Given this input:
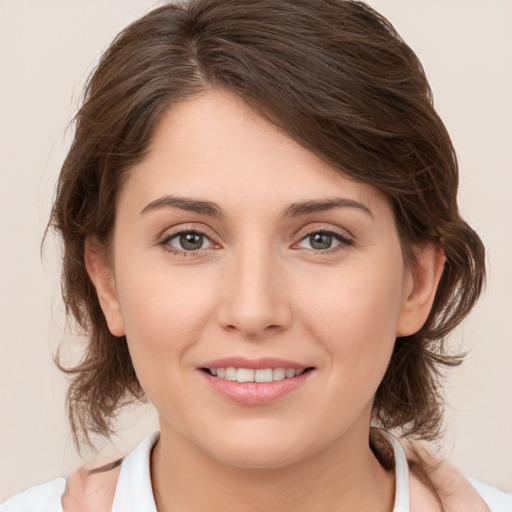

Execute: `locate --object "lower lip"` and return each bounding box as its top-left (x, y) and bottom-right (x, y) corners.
top-left (199, 370), bottom-right (313, 405)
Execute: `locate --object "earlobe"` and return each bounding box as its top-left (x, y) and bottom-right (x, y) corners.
top-left (84, 237), bottom-right (125, 337)
top-left (396, 243), bottom-right (446, 337)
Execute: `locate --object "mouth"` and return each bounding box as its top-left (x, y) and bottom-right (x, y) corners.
top-left (200, 366), bottom-right (314, 383)
top-left (198, 358), bottom-right (316, 404)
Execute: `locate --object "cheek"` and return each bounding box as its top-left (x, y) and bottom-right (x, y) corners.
top-left (114, 263), bottom-right (217, 378)
top-left (294, 260), bottom-right (405, 374)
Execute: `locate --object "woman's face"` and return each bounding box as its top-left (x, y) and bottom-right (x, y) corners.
top-left (91, 89), bottom-right (434, 469)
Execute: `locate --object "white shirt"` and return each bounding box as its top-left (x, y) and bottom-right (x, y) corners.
top-left (2, 431), bottom-right (511, 511)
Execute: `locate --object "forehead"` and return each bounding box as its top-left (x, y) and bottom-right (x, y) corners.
top-left (121, 89), bottom-right (388, 217)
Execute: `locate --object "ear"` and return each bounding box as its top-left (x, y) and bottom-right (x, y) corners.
top-left (396, 243), bottom-right (446, 337)
top-left (84, 237), bottom-right (125, 337)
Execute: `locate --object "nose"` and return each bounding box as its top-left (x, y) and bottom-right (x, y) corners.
top-left (217, 245), bottom-right (292, 339)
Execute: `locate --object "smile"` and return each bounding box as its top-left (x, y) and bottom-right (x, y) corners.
top-left (204, 367), bottom-right (307, 383)
top-left (199, 359), bottom-right (315, 405)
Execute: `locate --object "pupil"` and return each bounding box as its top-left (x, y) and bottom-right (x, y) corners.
top-left (180, 233), bottom-right (203, 250)
top-left (311, 233), bottom-right (332, 250)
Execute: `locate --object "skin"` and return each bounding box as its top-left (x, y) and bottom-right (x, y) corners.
top-left (60, 452), bottom-right (490, 512)
top-left (86, 89), bottom-right (447, 511)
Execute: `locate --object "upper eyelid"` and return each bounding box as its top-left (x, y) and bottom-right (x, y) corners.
top-left (157, 223), bottom-right (353, 248)
top-left (159, 224), bottom-right (218, 243)
top-left (160, 229), bottom-right (219, 255)
top-left (164, 229), bottom-right (211, 243)
top-left (293, 223), bottom-right (354, 241)
top-left (290, 225), bottom-right (354, 253)
top-left (165, 232), bottom-right (216, 247)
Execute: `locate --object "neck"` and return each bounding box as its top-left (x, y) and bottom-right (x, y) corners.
top-left (151, 422), bottom-right (395, 512)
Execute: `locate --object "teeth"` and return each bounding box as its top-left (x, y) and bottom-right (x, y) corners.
top-left (273, 367), bottom-right (286, 381)
top-left (225, 367), bottom-right (237, 381)
top-left (237, 368), bottom-right (255, 382)
top-left (285, 368), bottom-right (296, 378)
top-left (255, 368), bottom-right (272, 383)
top-left (208, 367), bottom-right (306, 382)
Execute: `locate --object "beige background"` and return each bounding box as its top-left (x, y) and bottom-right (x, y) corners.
top-left (1, 0), bottom-right (511, 501)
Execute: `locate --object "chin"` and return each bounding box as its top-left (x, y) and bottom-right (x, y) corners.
top-left (202, 430), bottom-right (317, 470)
top-left (214, 445), bottom-right (305, 470)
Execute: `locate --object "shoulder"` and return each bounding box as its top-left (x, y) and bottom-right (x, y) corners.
top-left (408, 465), bottom-right (443, 511)
top-left (0, 432), bottom-right (158, 512)
top-left (1, 463), bottom-right (122, 512)
top-left (397, 433), bottom-right (512, 512)
top-left (408, 466), bottom-right (512, 512)
top-left (61, 463), bottom-right (121, 512)
top-left (469, 478), bottom-right (512, 512)
top-left (0, 477), bottom-right (66, 512)
top-left (408, 456), bottom-right (512, 512)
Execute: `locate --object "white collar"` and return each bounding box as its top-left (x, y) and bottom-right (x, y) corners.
top-left (111, 430), bottom-right (409, 512)
top-left (382, 431), bottom-right (410, 512)
top-left (112, 431), bottom-right (159, 512)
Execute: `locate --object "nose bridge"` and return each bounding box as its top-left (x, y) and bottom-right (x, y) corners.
top-left (218, 237), bottom-right (290, 338)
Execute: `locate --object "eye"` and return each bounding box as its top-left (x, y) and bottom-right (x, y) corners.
top-left (165, 230), bottom-right (213, 252)
top-left (296, 230), bottom-right (352, 251)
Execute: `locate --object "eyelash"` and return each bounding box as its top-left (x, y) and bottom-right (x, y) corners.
top-left (159, 228), bottom-right (215, 257)
top-left (293, 227), bottom-right (353, 254)
top-left (158, 227), bottom-right (353, 257)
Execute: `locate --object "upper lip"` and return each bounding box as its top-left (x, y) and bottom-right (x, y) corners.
top-left (200, 357), bottom-right (311, 370)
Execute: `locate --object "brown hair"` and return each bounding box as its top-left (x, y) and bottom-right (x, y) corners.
top-left (49, 0), bottom-right (485, 450)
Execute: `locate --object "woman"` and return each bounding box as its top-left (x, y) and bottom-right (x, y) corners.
top-left (1, 1), bottom-right (510, 510)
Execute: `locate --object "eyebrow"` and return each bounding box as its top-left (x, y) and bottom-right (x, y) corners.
top-left (141, 196), bottom-right (225, 217)
top-left (140, 195), bottom-right (373, 219)
top-left (283, 198), bottom-right (374, 219)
